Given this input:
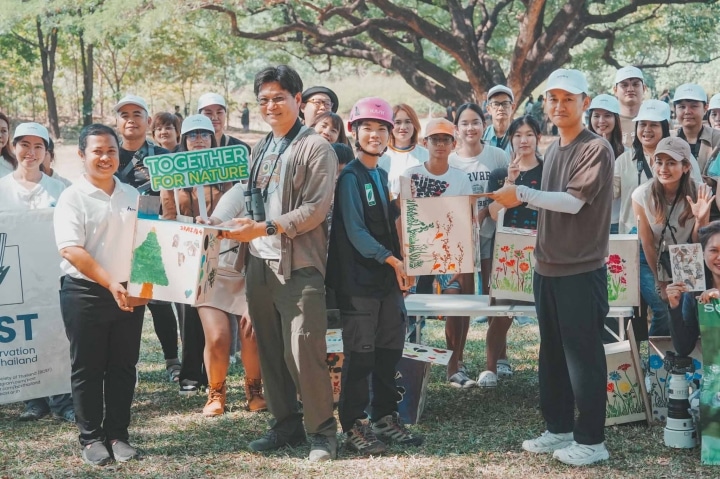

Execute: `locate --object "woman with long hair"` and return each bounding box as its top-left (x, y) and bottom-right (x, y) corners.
top-left (161, 115), bottom-right (265, 416)
top-left (310, 111), bottom-right (350, 146)
top-left (449, 102), bottom-right (510, 388)
top-left (632, 136), bottom-right (713, 335)
top-left (151, 112), bottom-right (182, 152)
top-left (0, 111), bottom-right (17, 177)
top-left (378, 103), bottom-right (429, 195)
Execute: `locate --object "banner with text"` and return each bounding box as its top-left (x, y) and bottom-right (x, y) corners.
top-left (0, 209), bottom-right (71, 404)
top-left (144, 144), bottom-right (250, 191)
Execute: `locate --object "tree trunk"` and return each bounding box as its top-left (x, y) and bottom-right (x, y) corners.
top-left (36, 17), bottom-right (60, 138)
top-left (80, 33), bottom-right (94, 126)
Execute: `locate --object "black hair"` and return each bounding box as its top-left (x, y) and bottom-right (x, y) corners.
top-left (588, 110), bottom-right (624, 159)
top-left (46, 137), bottom-right (55, 160)
top-left (179, 129), bottom-right (218, 152)
top-left (254, 65), bottom-right (303, 97)
top-left (79, 124), bottom-right (120, 153)
top-left (0, 111), bottom-right (17, 169)
top-left (454, 103), bottom-right (485, 126)
top-left (331, 143), bottom-right (354, 166)
top-left (699, 221), bottom-right (720, 289)
top-left (631, 119), bottom-right (671, 172)
top-left (507, 115), bottom-right (542, 161)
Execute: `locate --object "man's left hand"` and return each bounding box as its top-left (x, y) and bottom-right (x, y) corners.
top-left (488, 184), bottom-right (522, 208)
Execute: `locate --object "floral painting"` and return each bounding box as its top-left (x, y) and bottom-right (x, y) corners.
top-left (606, 254), bottom-right (628, 302)
top-left (605, 341), bottom-right (648, 425)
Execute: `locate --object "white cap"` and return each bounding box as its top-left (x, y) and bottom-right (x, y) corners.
top-left (673, 83), bottom-right (707, 103)
top-left (13, 122), bottom-right (50, 145)
top-left (614, 66), bottom-right (644, 85)
top-left (181, 114), bottom-right (214, 135)
top-left (632, 99), bottom-right (671, 123)
top-left (545, 69), bottom-right (588, 95)
top-left (709, 93), bottom-right (720, 111)
top-left (589, 94), bottom-right (620, 114)
top-left (487, 85), bottom-right (514, 102)
top-left (114, 94), bottom-right (149, 114)
top-left (197, 93), bottom-right (227, 112)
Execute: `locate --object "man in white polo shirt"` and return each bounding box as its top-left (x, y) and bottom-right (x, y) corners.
top-left (613, 66), bottom-right (646, 148)
top-left (673, 83), bottom-right (720, 173)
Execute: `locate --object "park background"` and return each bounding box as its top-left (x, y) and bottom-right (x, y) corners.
top-left (1, 1), bottom-right (720, 477)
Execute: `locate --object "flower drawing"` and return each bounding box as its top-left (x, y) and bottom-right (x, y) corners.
top-left (606, 362), bottom-right (644, 419)
top-left (606, 254), bottom-right (628, 301)
top-left (492, 241), bottom-right (534, 294)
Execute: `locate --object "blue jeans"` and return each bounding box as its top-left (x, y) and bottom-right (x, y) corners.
top-left (639, 247), bottom-right (670, 336)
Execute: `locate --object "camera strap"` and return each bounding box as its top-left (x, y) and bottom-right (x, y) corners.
top-left (656, 188), bottom-right (681, 255)
top-left (250, 119), bottom-right (304, 201)
top-left (636, 153), bottom-right (652, 186)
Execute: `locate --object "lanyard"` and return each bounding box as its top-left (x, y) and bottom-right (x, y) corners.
top-left (251, 119), bottom-right (303, 200)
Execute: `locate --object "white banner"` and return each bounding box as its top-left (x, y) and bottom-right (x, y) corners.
top-left (0, 209), bottom-right (71, 404)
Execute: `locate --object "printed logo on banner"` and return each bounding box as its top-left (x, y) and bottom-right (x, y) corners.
top-left (0, 232), bottom-right (24, 306)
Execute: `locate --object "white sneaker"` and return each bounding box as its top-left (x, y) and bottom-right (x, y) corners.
top-left (522, 431), bottom-right (573, 453)
top-left (477, 370), bottom-right (497, 388)
top-left (553, 441), bottom-right (609, 466)
top-left (496, 359), bottom-right (513, 378)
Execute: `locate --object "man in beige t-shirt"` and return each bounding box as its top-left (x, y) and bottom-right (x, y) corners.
top-left (614, 66), bottom-right (646, 148)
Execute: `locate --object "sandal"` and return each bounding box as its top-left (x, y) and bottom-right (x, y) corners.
top-left (496, 359), bottom-right (513, 378)
top-left (166, 363), bottom-right (181, 383)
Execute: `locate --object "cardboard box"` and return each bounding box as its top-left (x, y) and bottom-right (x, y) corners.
top-left (646, 336), bottom-right (703, 422)
top-left (127, 197), bottom-right (221, 306)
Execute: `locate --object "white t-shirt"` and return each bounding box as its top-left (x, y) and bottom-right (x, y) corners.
top-left (248, 135), bottom-right (293, 260)
top-left (449, 146), bottom-right (510, 237)
top-left (53, 175), bottom-right (139, 283)
top-left (50, 170), bottom-right (72, 187)
top-left (0, 155), bottom-right (13, 178)
top-left (378, 144), bottom-right (429, 197)
top-left (395, 163), bottom-right (473, 198)
top-left (0, 173), bottom-right (66, 211)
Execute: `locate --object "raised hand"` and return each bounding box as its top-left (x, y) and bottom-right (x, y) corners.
top-left (688, 183), bottom-right (716, 219)
top-left (665, 282), bottom-right (687, 309)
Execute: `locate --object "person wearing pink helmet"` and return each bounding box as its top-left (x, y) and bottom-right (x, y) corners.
top-left (327, 97), bottom-right (423, 456)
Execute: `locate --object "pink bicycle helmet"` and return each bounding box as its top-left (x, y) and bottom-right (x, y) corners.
top-left (347, 97), bottom-right (394, 132)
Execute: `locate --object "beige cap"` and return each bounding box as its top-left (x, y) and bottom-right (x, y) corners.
top-left (655, 137), bottom-right (691, 162)
top-left (424, 118), bottom-right (456, 138)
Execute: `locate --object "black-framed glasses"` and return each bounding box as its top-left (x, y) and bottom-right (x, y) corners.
top-left (187, 131), bottom-right (211, 140)
top-left (258, 95), bottom-right (289, 107)
top-left (306, 99), bottom-right (333, 109)
top-left (490, 101), bottom-right (513, 109)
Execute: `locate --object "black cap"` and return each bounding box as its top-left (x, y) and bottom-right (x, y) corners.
top-left (301, 86), bottom-right (339, 115)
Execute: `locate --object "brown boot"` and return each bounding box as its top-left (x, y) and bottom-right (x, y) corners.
top-left (203, 381), bottom-right (227, 417)
top-left (244, 378), bottom-right (267, 412)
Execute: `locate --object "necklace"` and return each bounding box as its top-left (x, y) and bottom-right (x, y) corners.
top-left (271, 135), bottom-right (284, 149)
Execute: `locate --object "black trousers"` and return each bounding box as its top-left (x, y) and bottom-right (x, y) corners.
top-left (59, 276), bottom-right (144, 446)
top-left (147, 301), bottom-right (178, 360)
top-left (176, 304), bottom-right (207, 385)
top-left (534, 267), bottom-right (608, 445)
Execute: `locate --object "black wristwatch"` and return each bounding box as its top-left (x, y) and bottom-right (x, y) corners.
top-left (265, 220), bottom-right (277, 236)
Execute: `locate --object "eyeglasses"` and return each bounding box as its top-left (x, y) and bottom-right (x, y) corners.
top-left (427, 136), bottom-right (454, 145)
top-left (187, 131), bottom-right (212, 140)
top-left (306, 99), bottom-right (333, 109)
top-left (258, 95), bottom-right (289, 107)
top-left (490, 101), bottom-right (513, 109)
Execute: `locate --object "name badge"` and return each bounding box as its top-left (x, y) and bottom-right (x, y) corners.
top-left (365, 183), bottom-right (376, 206)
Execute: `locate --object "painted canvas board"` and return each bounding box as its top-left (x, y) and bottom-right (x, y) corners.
top-left (697, 300), bottom-right (720, 464)
top-left (670, 243), bottom-right (706, 292)
top-left (604, 340), bottom-right (648, 425)
top-left (646, 336), bottom-right (703, 422)
top-left (627, 321), bottom-right (653, 425)
top-left (400, 196), bottom-right (474, 275)
top-left (490, 232), bottom-right (640, 307)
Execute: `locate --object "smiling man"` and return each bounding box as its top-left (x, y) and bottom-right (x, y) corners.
top-left (673, 83), bottom-right (720, 173)
top-left (613, 66), bottom-right (646, 147)
top-left (223, 65), bottom-right (338, 462)
top-left (490, 69), bottom-right (613, 467)
top-left (482, 85), bottom-right (515, 153)
top-left (197, 92), bottom-right (251, 151)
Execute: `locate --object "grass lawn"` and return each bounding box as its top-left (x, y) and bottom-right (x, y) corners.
top-left (0, 316), bottom-right (709, 478)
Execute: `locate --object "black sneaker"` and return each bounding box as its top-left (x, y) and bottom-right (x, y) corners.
top-left (179, 379), bottom-right (199, 396)
top-left (53, 408), bottom-right (76, 423)
top-left (248, 429), bottom-right (306, 452)
top-left (110, 440), bottom-right (139, 462)
top-left (82, 441), bottom-right (112, 466)
top-left (345, 419), bottom-right (387, 456)
top-left (308, 434), bottom-right (337, 462)
top-left (19, 404), bottom-right (49, 421)
top-left (371, 412), bottom-right (423, 446)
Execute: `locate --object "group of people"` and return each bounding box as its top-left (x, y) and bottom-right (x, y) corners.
top-left (3, 61), bottom-right (720, 468)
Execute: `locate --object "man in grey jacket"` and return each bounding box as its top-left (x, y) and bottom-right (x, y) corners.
top-left (223, 65), bottom-right (338, 461)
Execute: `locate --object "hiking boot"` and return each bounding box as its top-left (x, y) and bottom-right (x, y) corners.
top-left (244, 378), bottom-right (267, 412)
top-left (308, 434), bottom-right (337, 462)
top-left (553, 441), bottom-right (609, 466)
top-left (522, 430), bottom-right (573, 454)
top-left (372, 412), bottom-right (423, 447)
top-left (345, 419), bottom-right (387, 456)
top-left (110, 440), bottom-right (139, 462)
top-left (82, 441), bottom-right (112, 466)
top-left (19, 404), bottom-right (49, 421)
top-left (203, 382), bottom-right (227, 417)
top-left (248, 428), bottom-right (306, 452)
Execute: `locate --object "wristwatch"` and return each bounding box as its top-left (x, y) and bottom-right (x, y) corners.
top-left (265, 220), bottom-right (277, 236)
